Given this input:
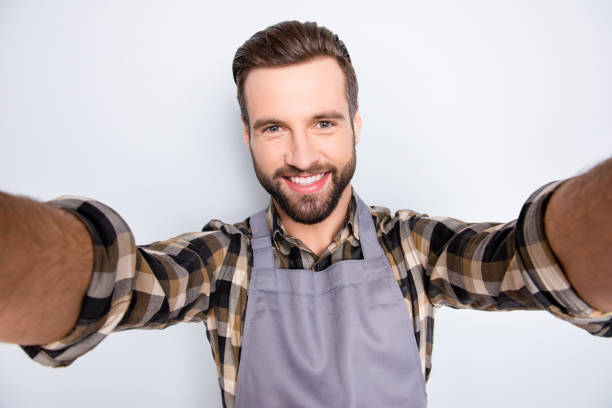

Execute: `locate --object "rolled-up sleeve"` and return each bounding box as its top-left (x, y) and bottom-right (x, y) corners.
top-left (514, 181), bottom-right (612, 336)
top-left (21, 196), bottom-right (137, 367)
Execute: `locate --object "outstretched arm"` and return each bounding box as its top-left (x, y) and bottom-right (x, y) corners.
top-left (0, 192), bottom-right (94, 345)
top-left (2, 193), bottom-right (226, 368)
top-left (545, 157), bottom-right (612, 312)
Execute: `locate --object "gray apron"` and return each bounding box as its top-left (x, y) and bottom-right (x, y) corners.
top-left (235, 195), bottom-right (427, 407)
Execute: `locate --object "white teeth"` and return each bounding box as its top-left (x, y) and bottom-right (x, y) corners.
top-left (289, 173), bottom-right (325, 185)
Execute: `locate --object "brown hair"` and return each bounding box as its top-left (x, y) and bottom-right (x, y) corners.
top-left (232, 21), bottom-right (358, 127)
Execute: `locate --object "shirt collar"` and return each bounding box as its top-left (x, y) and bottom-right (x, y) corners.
top-left (265, 188), bottom-right (360, 258)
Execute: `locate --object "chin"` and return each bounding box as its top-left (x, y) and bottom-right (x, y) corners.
top-left (275, 182), bottom-right (348, 225)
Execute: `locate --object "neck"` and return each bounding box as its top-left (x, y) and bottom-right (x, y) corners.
top-left (275, 186), bottom-right (353, 257)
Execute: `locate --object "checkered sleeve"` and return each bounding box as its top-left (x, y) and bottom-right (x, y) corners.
top-left (21, 196), bottom-right (226, 367)
top-left (413, 182), bottom-right (612, 336)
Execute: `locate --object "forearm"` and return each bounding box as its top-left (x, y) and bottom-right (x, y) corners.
top-left (0, 192), bottom-right (93, 345)
top-left (544, 157), bottom-right (612, 312)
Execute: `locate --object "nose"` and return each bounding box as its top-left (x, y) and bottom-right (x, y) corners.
top-left (285, 131), bottom-right (320, 171)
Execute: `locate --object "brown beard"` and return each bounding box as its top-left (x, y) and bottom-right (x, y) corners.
top-left (252, 147), bottom-right (356, 225)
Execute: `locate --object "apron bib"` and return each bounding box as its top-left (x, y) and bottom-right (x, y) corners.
top-left (235, 195), bottom-right (427, 407)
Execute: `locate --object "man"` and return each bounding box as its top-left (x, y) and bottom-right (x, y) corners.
top-left (1, 20), bottom-right (611, 407)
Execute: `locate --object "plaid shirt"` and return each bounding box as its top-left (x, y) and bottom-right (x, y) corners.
top-left (22, 183), bottom-right (612, 408)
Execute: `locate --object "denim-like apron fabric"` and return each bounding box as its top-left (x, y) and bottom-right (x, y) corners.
top-left (235, 195), bottom-right (427, 407)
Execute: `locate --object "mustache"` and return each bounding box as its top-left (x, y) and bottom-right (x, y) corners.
top-left (274, 165), bottom-right (333, 178)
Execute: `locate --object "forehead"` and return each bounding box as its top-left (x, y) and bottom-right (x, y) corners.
top-left (243, 57), bottom-right (348, 123)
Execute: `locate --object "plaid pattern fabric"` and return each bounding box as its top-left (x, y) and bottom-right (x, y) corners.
top-left (22, 183), bottom-right (612, 408)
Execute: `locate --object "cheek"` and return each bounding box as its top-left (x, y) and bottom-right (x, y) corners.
top-left (323, 135), bottom-right (354, 162)
top-left (252, 142), bottom-right (285, 170)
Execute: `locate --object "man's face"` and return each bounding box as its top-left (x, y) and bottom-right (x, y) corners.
top-left (242, 57), bottom-right (362, 225)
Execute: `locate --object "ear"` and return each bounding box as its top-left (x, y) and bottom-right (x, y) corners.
top-left (241, 119), bottom-right (251, 152)
top-left (352, 105), bottom-right (362, 145)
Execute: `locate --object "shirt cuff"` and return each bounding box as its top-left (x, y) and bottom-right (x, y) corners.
top-left (515, 181), bottom-right (612, 336)
top-left (21, 196), bottom-right (137, 367)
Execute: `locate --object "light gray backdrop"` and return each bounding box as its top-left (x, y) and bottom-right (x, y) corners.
top-left (1, 1), bottom-right (611, 407)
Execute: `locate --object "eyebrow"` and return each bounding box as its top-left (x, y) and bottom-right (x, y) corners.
top-left (312, 110), bottom-right (346, 121)
top-left (252, 110), bottom-right (347, 131)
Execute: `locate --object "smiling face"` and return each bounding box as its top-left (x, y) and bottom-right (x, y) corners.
top-left (242, 57), bottom-right (362, 224)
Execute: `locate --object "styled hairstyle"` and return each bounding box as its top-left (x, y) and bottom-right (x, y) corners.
top-left (232, 20), bottom-right (358, 127)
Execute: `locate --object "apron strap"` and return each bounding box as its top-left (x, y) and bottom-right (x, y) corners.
top-left (354, 193), bottom-right (385, 260)
top-left (249, 210), bottom-right (275, 269)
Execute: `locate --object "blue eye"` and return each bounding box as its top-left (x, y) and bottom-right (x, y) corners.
top-left (317, 121), bottom-right (333, 128)
top-left (264, 125), bottom-right (281, 133)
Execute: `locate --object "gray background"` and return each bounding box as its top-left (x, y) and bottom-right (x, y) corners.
top-left (1, 1), bottom-right (611, 407)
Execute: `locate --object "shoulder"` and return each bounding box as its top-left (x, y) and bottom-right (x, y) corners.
top-left (202, 217), bottom-right (251, 236)
top-left (198, 217), bottom-right (253, 250)
top-left (369, 204), bottom-right (426, 233)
